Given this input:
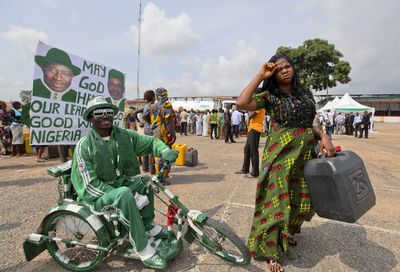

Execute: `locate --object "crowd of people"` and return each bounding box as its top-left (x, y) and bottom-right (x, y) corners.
top-left (0, 100), bottom-right (77, 163)
top-left (0, 101), bottom-right (25, 156)
top-left (0, 101), bottom-right (12, 155)
top-left (171, 106), bottom-right (271, 143)
top-left (314, 109), bottom-right (373, 139)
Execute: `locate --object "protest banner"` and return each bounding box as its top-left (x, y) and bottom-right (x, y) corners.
top-left (30, 41), bottom-right (126, 145)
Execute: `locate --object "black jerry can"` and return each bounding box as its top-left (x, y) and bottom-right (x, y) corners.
top-left (184, 148), bottom-right (198, 166)
top-left (303, 150), bottom-right (375, 223)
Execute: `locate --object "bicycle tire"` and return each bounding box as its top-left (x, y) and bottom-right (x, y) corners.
top-left (192, 218), bottom-right (251, 265)
top-left (43, 211), bottom-right (107, 271)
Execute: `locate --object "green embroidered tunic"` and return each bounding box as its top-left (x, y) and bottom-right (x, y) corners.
top-left (248, 89), bottom-right (317, 260)
top-left (71, 126), bottom-right (168, 203)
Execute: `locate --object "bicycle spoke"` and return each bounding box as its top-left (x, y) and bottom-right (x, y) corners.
top-left (46, 213), bottom-right (103, 269)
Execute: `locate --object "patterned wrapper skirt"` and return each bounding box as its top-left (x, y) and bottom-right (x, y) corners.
top-left (11, 124), bottom-right (23, 145)
top-left (248, 127), bottom-right (316, 260)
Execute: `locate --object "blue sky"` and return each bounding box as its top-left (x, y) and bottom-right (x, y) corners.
top-left (1, 0), bottom-right (399, 101)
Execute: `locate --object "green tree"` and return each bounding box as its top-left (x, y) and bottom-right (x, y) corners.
top-left (19, 90), bottom-right (32, 104)
top-left (277, 38), bottom-right (351, 92)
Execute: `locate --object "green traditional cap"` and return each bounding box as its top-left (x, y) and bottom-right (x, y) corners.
top-left (35, 48), bottom-right (81, 76)
top-left (83, 96), bottom-right (118, 121)
top-left (108, 69), bottom-right (125, 87)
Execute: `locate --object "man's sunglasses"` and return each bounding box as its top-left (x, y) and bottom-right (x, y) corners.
top-left (91, 108), bottom-right (115, 118)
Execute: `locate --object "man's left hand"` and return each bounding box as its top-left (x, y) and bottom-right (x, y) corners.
top-left (161, 149), bottom-right (178, 163)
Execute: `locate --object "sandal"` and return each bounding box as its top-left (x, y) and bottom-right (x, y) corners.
top-left (288, 236), bottom-right (297, 247)
top-left (267, 259), bottom-right (284, 272)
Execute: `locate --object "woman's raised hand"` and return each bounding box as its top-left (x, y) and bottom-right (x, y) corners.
top-left (259, 62), bottom-right (278, 79)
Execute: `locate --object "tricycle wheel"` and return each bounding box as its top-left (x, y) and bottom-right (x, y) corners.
top-left (193, 218), bottom-right (251, 265)
top-left (43, 211), bottom-right (107, 271)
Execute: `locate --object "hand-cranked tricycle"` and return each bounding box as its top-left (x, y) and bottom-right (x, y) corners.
top-left (23, 161), bottom-right (251, 271)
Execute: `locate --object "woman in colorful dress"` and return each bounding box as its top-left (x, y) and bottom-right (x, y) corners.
top-left (10, 101), bottom-right (24, 157)
top-left (236, 54), bottom-right (335, 272)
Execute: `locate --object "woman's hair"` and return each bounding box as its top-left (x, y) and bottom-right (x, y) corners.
top-left (261, 54), bottom-right (302, 95)
top-left (143, 90), bottom-right (155, 102)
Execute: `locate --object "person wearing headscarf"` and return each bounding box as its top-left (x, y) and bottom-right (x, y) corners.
top-left (236, 54), bottom-right (335, 272)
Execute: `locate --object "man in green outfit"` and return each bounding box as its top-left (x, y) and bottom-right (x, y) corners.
top-left (34, 47), bottom-right (81, 103)
top-left (71, 96), bottom-right (178, 269)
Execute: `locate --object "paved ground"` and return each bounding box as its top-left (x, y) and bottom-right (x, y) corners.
top-left (1, 122), bottom-right (399, 272)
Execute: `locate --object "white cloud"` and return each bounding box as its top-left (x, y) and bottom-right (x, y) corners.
top-left (129, 1), bottom-right (198, 56)
top-left (295, 0), bottom-right (400, 94)
top-left (1, 25), bottom-right (49, 61)
top-left (321, 2), bottom-right (400, 93)
top-left (145, 40), bottom-right (262, 97)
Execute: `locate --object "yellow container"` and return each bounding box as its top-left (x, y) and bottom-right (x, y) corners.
top-left (155, 157), bottom-right (160, 173)
top-left (23, 132), bottom-right (31, 154)
top-left (172, 143), bottom-right (188, 166)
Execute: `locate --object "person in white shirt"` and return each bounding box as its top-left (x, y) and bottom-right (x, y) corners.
top-left (352, 112), bottom-right (363, 137)
top-left (265, 114), bottom-right (271, 133)
top-left (324, 109), bottom-right (334, 137)
top-left (179, 109), bottom-right (189, 136)
top-left (195, 112), bottom-right (203, 136)
top-left (202, 110), bottom-right (210, 136)
top-left (334, 112), bottom-right (345, 135)
top-left (231, 108), bottom-right (243, 138)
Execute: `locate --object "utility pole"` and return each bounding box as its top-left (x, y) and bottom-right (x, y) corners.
top-left (136, 0), bottom-right (142, 100)
top-left (326, 87), bottom-right (329, 101)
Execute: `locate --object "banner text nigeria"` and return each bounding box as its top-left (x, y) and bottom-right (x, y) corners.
top-left (31, 129), bottom-right (82, 143)
top-left (82, 60), bottom-right (106, 77)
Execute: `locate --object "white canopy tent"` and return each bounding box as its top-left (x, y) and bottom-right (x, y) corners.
top-left (317, 96), bottom-right (341, 112)
top-left (317, 100), bottom-right (332, 113)
top-left (330, 96), bottom-right (341, 109)
top-left (333, 93), bottom-right (375, 132)
top-left (333, 93), bottom-right (374, 114)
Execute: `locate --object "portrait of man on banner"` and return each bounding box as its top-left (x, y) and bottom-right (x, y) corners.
top-left (33, 47), bottom-right (81, 103)
top-left (106, 69), bottom-right (126, 112)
